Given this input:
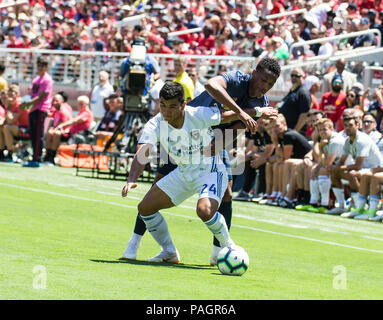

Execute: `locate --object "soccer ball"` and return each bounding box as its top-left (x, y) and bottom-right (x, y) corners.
top-left (217, 245), bottom-right (249, 276)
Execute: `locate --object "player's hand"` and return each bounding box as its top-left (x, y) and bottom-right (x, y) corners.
top-left (260, 107), bottom-right (278, 120)
top-left (122, 182), bottom-right (137, 197)
top-left (238, 111), bottom-right (257, 134)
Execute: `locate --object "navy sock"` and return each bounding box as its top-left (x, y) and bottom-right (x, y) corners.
top-left (213, 201), bottom-right (232, 247)
top-left (133, 213), bottom-right (147, 236)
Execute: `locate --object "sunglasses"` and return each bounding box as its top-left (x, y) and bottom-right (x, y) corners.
top-left (291, 74), bottom-right (302, 78)
top-left (347, 93), bottom-right (356, 98)
top-left (363, 120), bottom-right (374, 125)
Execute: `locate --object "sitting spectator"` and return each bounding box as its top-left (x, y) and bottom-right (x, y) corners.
top-left (345, 89), bottom-right (361, 110)
top-left (43, 93), bottom-right (73, 164)
top-left (304, 75), bottom-right (321, 110)
top-left (94, 93), bottom-right (123, 145)
top-left (353, 17), bottom-right (377, 48)
top-left (1, 85), bottom-right (30, 163)
top-left (327, 116), bottom-right (383, 216)
top-left (361, 86), bottom-right (383, 129)
top-left (361, 112), bottom-right (381, 143)
top-left (43, 96), bottom-right (93, 165)
top-left (322, 59), bottom-right (357, 93)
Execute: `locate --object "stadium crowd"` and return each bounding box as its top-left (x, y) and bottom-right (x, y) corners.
top-left (1, 0), bottom-right (383, 223)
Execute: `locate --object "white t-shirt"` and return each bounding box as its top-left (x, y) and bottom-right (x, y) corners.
top-left (139, 105), bottom-right (222, 176)
top-left (343, 131), bottom-right (383, 169)
top-left (90, 82), bottom-right (114, 119)
top-left (323, 131), bottom-right (345, 164)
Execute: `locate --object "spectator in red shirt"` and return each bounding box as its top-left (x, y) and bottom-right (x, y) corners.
top-left (197, 25), bottom-right (216, 54)
top-left (174, 15), bottom-right (192, 44)
top-left (319, 75), bottom-right (347, 131)
top-left (214, 35), bottom-right (233, 56)
top-left (6, 31), bottom-right (24, 48)
top-left (44, 95), bottom-right (93, 165)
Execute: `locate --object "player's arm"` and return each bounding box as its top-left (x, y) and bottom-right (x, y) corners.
top-left (205, 76), bottom-right (258, 133)
top-left (122, 143), bottom-right (152, 197)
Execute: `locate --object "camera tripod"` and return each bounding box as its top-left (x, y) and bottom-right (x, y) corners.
top-left (103, 110), bottom-right (149, 152)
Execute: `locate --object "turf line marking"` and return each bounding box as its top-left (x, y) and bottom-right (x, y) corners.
top-left (2, 181), bottom-right (383, 255)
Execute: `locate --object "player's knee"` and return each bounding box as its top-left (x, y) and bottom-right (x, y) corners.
top-left (196, 202), bottom-right (213, 222)
top-left (137, 201), bottom-right (149, 216)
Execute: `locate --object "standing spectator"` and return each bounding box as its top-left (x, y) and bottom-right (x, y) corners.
top-left (322, 58), bottom-right (357, 94)
top-left (278, 68), bottom-right (311, 135)
top-left (90, 70), bottom-right (114, 122)
top-left (189, 67), bottom-right (205, 98)
top-left (19, 57), bottom-right (53, 168)
top-left (0, 64), bottom-right (8, 92)
top-left (319, 75), bottom-right (347, 131)
top-left (173, 57), bottom-right (194, 102)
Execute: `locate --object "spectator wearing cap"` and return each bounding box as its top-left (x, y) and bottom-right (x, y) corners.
top-left (353, 17), bottom-right (377, 48)
top-left (271, 37), bottom-right (289, 64)
top-left (322, 58), bottom-right (357, 93)
top-left (295, 15), bottom-right (311, 41)
top-left (244, 14), bottom-right (261, 35)
top-left (228, 12), bottom-right (241, 36)
top-left (319, 75), bottom-right (347, 131)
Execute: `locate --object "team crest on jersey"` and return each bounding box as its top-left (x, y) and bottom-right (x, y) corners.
top-left (191, 129), bottom-right (200, 140)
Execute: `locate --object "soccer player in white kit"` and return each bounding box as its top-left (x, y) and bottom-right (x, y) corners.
top-left (122, 82), bottom-right (242, 263)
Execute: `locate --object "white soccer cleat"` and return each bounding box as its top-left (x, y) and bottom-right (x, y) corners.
top-left (326, 207), bottom-right (346, 215)
top-left (120, 242), bottom-right (139, 260)
top-left (341, 208), bottom-right (364, 219)
top-left (147, 250), bottom-right (180, 264)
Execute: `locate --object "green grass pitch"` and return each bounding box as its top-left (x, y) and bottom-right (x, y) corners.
top-left (1, 163), bottom-right (383, 300)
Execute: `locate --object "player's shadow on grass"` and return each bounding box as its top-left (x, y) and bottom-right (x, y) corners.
top-left (90, 259), bottom-right (213, 270)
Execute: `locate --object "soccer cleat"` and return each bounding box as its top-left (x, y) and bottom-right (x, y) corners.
top-left (368, 211), bottom-right (383, 222)
top-left (120, 241), bottom-right (140, 260)
top-left (341, 207), bottom-right (365, 218)
top-left (326, 207), bottom-right (346, 215)
top-left (233, 190), bottom-right (252, 201)
top-left (279, 198), bottom-right (293, 208)
top-left (252, 194), bottom-right (266, 203)
top-left (307, 206), bottom-right (328, 214)
top-left (147, 250), bottom-right (180, 264)
top-left (295, 204), bottom-right (314, 211)
top-left (354, 209), bottom-right (377, 220)
top-left (265, 196), bottom-right (276, 205)
top-left (22, 161), bottom-right (41, 168)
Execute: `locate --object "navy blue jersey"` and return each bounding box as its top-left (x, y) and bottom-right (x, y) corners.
top-left (188, 70), bottom-right (269, 127)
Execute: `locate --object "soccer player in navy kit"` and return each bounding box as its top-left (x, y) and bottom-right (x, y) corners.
top-left (122, 58), bottom-right (281, 264)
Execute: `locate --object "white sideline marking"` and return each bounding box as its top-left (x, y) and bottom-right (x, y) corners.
top-left (2, 181), bottom-right (383, 255)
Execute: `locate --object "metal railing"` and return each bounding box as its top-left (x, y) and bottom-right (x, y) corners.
top-left (0, 48), bottom-right (257, 92)
top-left (289, 29), bottom-right (382, 56)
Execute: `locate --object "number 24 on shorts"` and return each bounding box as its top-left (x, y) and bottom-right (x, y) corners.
top-left (201, 184), bottom-right (217, 195)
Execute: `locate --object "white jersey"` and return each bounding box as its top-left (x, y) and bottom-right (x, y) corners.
top-left (343, 131), bottom-right (383, 169)
top-left (322, 131), bottom-right (345, 164)
top-left (139, 105), bottom-right (223, 179)
top-left (90, 82), bottom-right (114, 119)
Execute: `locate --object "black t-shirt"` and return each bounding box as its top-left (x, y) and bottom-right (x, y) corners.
top-left (279, 129), bottom-right (312, 159)
top-left (246, 130), bottom-right (272, 153)
top-left (278, 84), bottom-right (311, 135)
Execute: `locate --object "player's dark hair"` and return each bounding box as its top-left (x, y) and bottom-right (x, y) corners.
top-left (56, 91), bottom-right (68, 102)
top-left (256, 57), bottom-right (281, 77)
top-left (159, 81), bottom-right (185, 103)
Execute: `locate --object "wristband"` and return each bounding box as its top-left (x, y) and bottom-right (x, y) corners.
top-left (255, 107), bottom-right (262, 117)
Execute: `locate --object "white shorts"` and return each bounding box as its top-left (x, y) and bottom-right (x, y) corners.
top-left (156, 166), bottom-right (228, 206)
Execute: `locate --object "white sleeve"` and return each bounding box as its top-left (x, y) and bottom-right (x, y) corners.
top-left (193, 106), bottom-right (221, 128)
top-left (138, 118), bottom-right (159, 146)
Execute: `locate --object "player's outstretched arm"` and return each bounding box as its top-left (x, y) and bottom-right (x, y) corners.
top-left (122, 143), bottom-right (152, 197)
top-left (205, 76), bottom-right (257, 133)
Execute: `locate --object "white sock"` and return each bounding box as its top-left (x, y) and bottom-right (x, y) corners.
top-left (309, 179), bottom-right (320, 204)
top-left (351, 192), bottom-right (359, 208)
top-left (271, 191), bottom-right (278, 197)
top-left (204, 212), bottom-right (234, 247)
top-left (128, 233), bottom-right (142, 247)
top-left (140, 212), bottom-right (177, 253)
top-left (356, 193), bottom-right (367, 209)
top-left (318, 176), bottom-right (331, 206)
top-left (332, 187), bottom-right (345, 208)
top-left (369, 195), bottom-right (380, 211)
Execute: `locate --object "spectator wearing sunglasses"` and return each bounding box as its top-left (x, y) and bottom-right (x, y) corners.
top-left (345, 89), bottom-right (361, 109)
top-left (278, 68), bottom-right (311, 136)
top-left (362, 112), bottom-right (381, 143)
